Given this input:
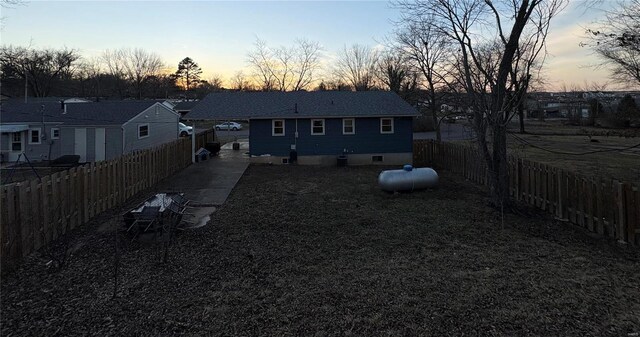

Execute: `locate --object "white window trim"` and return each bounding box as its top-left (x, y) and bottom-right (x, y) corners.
top-left (272, 119), bottom-right (285, 136)
top-left (311, 119), bottom-right (325, 135)
top-left (28, 128), bottom-right (41, 144)
top-left (51, 128), bottom-right (60, 139)
top-left (380, 118), bottom-right (394, 134)
top-left (342, 118), bottom-right (355, 135)
top-left (138, 123), bottom-right (150, 139)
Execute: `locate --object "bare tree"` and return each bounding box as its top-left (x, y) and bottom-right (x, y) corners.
top-left (376, 50), bottom-right (410, 94)
top-left (397, 0), bottom-right (566, 207)
top-left (247, 38), bottom-right (277, 91)
top-left (334, 44), bottom-right (379, 91)
top-left (0, 45), bottom-right (81, 97)
top-left (75, 57), bottom-right (103, 98)
top-left (231, 70), bottom-right (252, 91)
top-left (101, 49), bottom-right (165, 98)
top-left (247, 38), bottom-right (322, 91)
top-left (123, 49), bottom-right (164, 99)
top-left (291, 39), bottom-right (322, 90)
top-left (147, 73), bottom-right (178, 99)
top-left (208, 74), bottom-right (224, 91)
top-left (394, 17), bottom-right (452, 140)
top-left (584, 0), bottom-right (640, 87)
top-left (101, 49), bottom-right (128, 98)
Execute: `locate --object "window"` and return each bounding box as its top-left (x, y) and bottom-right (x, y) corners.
top-left (51, 128), bottom-right (60, 139)
top-left (342, 118), bottom-right (355, 135)
top-left (11, 132), bottom-right (22, 151)
top-left (138, 124), bottom-right (149, 139)
top-left (29, 128), bottom-right (41, 144)
top-left (311, 119), bottom-right (325, 135)
top-left (380, 118), bottom-right (394, 134)
top-left (272, 119), bottom-right (285, 136)
top-left (372, 155), bottom-right (384, 162)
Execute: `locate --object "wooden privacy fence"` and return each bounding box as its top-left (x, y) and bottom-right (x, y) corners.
top-left (195, 128), bottom-right (216, 150)
top-left (0, 136), bottom-right (194, 268)
top-left (414, 139), bottom-right (640, 245)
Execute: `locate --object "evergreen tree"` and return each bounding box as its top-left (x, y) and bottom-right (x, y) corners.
top-left (174, 57), bottom-right (203, 92)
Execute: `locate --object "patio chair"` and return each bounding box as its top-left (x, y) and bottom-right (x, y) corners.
top-left (169, 194), bottom-right (198, 227)
top-left (171, 194), bottom-right (191, 208)
top-left (126, 206), bottom-right (161, 240)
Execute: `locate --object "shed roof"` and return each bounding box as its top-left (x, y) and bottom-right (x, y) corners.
top-left (185, 91), bottom-right (419, 120)
top-left (0, 101), bottom-right (160, 126)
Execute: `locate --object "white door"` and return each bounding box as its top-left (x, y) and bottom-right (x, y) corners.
top-left (74, 128), bottom-right (87, 162)
top-left (95, 128), bottom-right (106, 161)
top-left (8, 132), bottom-right (25, 162)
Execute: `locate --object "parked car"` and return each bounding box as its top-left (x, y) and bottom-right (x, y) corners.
top-left (179, 122), bottom-right (193, 137)
top-left (215, 122), bottom-right (243, 131)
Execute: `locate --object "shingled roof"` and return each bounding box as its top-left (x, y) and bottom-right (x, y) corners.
top-left (185, 91), bottom-right (418, 120)
top-left (1, 101), bottom-right (161, 125)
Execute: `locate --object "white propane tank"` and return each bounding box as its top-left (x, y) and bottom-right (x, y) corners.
top-left (378, 165), bottom-right (438, 192)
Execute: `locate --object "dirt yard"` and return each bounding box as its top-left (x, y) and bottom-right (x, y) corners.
top-left (1, 166), bottom-right (639, 336)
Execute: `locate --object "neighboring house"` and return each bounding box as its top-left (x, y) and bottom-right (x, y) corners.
top-left (186, 91), bottom-right (418, 165)
top-left (173, 100), bottom-right (199, 117)
top-left (0, 101), bottom-right (180, 163)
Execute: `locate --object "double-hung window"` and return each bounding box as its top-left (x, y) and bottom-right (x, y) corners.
top-left (380, 118), bottom-right (394, 134)
top-left (311, 119), bottom-right (325, 135)
top-left (272, 119), bottom-right (285, 136)
top-left (138, 124), bottom-right (149, 139)
top-left (342, 118), bottom-right (355, 135)
top-left (29, 128), bottom-right (41, 144)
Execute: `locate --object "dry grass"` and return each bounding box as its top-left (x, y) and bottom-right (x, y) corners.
top-left (1, 165), bottom-right (639, 336)
top-left (455, 123), bottom-right (640, 183)
top-left (504, 134), bottom-right (640, 183)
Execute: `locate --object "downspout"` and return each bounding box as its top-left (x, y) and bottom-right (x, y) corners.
top-left (294, 103), bottom-right (299, 147)
top-left (121, 125), bottom-right (125, 155)
top-left (294, 103), bottom-right (299, 163)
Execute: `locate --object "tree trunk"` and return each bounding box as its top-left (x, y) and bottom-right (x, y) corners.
top-left (518, 104), bottom-right (526, 133)
top-left (430, 88), bottom-right (441, 142)
top-left (490, 124), bottom-right (510, 207)
top-left (431, 110), bottom-right (441, 142)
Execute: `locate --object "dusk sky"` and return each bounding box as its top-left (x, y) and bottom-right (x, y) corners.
top-left (0, 0), bottom-right (622, 91)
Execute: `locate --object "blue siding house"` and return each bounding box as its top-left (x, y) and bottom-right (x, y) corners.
top-left (186, 91), bottom-right (418, 165)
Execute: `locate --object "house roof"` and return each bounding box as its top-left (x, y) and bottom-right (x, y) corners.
top-left (173, 100), bottom-right (199, 111)
top-left (0, 101), bottom-right (161, 126)
top-left (185, 91), bottom-right (419, 120)
top-left (5, 97), bottom-right (92, 104)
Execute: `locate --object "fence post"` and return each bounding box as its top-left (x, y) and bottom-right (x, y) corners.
top-left (556, 169), bottom-right (564, 220)
top-left (615, 181), bottom-right (626, 242)
top-left (5, 185), bottom-right (19, 259)
top-left (624, 183), bottom-right (636, 244)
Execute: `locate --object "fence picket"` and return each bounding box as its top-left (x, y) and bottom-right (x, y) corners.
top-left (0, 132), bottom-right (208, 271)
top-left (615, 181), bottom-right (626, 242)
top-left (408, 140), bottom-right (637, 245)
top-left (624, 184), bottom-right (636, 244)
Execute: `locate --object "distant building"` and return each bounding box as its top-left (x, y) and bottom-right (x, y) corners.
top-left (0, 101), bottom-right (179, 163)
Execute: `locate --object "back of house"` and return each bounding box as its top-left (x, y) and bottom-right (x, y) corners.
top-left (187, 91), bottom-right (418, 165)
